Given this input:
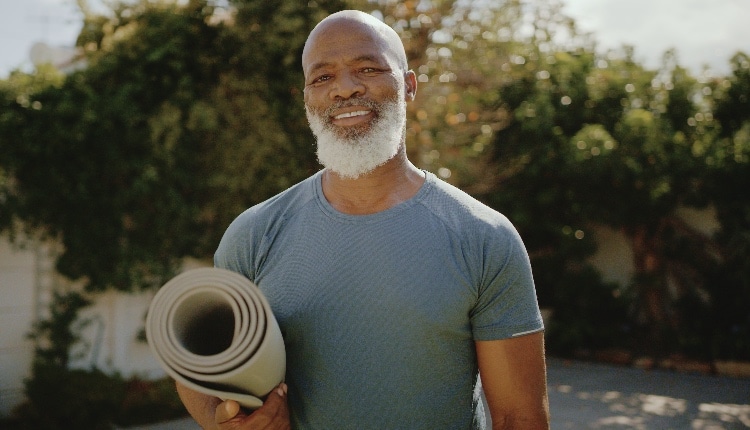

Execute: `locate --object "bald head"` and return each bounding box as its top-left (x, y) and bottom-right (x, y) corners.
top-left (302, 10), bottom-right (409, 75)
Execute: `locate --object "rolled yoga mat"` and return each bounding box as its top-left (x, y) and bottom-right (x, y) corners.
top-left (146, 267), bottom-right (285, 409)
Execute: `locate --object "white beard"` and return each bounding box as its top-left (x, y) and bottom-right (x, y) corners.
top-left (306, 93), bottom-right (406, 179)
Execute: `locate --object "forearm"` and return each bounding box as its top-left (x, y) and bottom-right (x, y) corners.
top-left (477, 333), bottom-right (550, 430)
top-left (175, 380), bottom-right (222, 429)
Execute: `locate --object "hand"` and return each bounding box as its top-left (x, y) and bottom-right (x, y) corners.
top-left (214, 383), bottom-right (290, 430)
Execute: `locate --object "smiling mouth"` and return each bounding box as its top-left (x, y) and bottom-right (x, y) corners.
top-left (333, 110), bottom-right (372, 120)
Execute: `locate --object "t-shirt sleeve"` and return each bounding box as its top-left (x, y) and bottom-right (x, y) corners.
top-left (213, 208), bottom-right (263, 281)
top-left (470, 220), bottom-right (544, 341)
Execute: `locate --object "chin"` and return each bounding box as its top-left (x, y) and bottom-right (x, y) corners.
top-left (332, 123), bottom-right (373, 141)
top-left (306, 95), bottom-right (406, 179)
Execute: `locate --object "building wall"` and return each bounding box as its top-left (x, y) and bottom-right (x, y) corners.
top-left (71, 290), bottom-right (165, 378)
top-left (0, 237), bottom-right (50, 415)
top-left (587, 224), bottom-right (635, 288)
top-left (0, 235), bottom-right (174, 416)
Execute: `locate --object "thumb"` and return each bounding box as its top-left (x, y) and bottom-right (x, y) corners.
top-left (215, 399), bottom-right (241, 424)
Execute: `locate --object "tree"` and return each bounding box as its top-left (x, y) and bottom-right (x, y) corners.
top-left (0, 0), bottom-right (343, 292)
top-left (2, 0), bottom-right (226, 290)
top-left (473, 10), bottom-right (635, 354)
top-left (704, 53), bottom-right (750, 359)
top-left (480, 19), bottom-right (749, 357)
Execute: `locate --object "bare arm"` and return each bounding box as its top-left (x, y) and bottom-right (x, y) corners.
top-left (175, 381), bottom-right (290, 430)
top-left (476, 331), bottom-right (550, 430)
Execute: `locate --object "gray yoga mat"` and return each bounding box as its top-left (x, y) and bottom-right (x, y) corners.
top-left (146, 267), bottom-right (285, 409)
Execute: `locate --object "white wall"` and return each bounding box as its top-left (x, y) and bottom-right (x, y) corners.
top-left (587, 224), bottom-right (635, 287)
top-left (0, 235), bottom-right (204, 416)
top-left (71, 290), bottom-right (165, 378)
top-left (0, 237), bottom-right (48, 415)
top-left (70, 259), bottom-right (213, 376)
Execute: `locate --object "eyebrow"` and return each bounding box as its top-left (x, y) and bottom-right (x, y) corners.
top-left (306, 55), bottom-right (387, 77)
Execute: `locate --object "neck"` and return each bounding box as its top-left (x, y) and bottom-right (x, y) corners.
top-left (321, 147), bottom-right (425, 215)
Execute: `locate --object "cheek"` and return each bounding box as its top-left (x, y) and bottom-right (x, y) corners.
top-left (303, 88), bottom-right (326, 111)
top-left (304, 99), bottom-right (327, 122)
top-left (376, 74), bottom-right (404, 99)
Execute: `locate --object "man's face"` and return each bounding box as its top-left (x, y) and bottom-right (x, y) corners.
top-left (302, 19), bottom-right (413, 178)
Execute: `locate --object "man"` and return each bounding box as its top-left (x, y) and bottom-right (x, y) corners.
top-left (176, 9), bottom-right (550, 429)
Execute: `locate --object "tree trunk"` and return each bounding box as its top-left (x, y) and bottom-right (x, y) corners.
top-left (627, 223), bottom-right (673, 354)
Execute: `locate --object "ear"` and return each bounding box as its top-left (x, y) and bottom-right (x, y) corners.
top-left (404, 70), bottom-right (417, 101)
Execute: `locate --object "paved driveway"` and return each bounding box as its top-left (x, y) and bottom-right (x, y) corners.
top-left (546, 358), bottom-right (750, 429)
top-left (127, 358), bottom-right (750, 429)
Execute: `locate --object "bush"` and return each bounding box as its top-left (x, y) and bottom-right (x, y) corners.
top-left (8, 363), bottom-right (186, 430)
top-left (544, 266), bottom-right (633, 357)
top-left (115, 377), bottom-right (187, 427)
top-left (12, 363), bottom-right (125, 430)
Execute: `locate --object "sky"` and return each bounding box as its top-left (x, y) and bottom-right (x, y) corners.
top-left (1, 0), bottom-right (749, 79)
top-left (561, 0), bottom-right (750, 75)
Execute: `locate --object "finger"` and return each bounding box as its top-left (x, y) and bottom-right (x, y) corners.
top-left (269, 383), bottom-right (291, 424)
top-left (277, 382), bottom-right (288, 397)
top-left (215, 399), bottom-right (241, 424)
top-left (263, 383), bottom-right (288, 413)
top-left (246, 383), bottom-right (289, 427)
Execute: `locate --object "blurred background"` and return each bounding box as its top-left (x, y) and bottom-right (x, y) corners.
top-left (1, 0), bottom-right (748, 428)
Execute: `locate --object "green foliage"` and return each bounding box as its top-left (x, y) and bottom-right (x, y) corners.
top-left (28, 291), bottom-right (91, 368)
top-left (9, 366), bottom-right (185, 430)
top-left (12, 363), bottom-right (125, 430)
top-left (0, 0), bottom-right (344, 291)
top-left (454, 6), bottom-right (750, 358)
top-left (714, 53), bottom-right (750, 138)
top-left (544, 267), bottom-right (631, 355)
top-left (8, 285), bottom-right (184, 429)
top-left (0, 1), bottom-right (224, 290)
top-left (10, 290), bottom-right (114, 429)
top-left (114, 377), bottom-right (188, 427)
top-left (703, 55), bottom-right (750, 359)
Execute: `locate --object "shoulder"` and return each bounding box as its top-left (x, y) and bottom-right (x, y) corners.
top-left (418, 173), bottom-right (528, 269)
top-left (229, 173), bottom-right (318, 231)
top-left (216, 173), bottom-right (319, 261)
top-left (420, 172), bottom-right (515, 235)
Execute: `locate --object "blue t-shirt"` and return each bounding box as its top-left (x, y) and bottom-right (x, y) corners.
top-left (215, 170), bottom-right (543, 429)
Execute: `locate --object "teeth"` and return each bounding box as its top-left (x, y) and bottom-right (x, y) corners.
top-left (334, 110), bottom-right (370, 119)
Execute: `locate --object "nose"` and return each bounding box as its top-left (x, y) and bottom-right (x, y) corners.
top-left (330, 71), bottom-right (365, 100)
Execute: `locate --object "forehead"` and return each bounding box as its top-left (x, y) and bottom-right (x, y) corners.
top-left (302, 19), bottom-right (401, 76)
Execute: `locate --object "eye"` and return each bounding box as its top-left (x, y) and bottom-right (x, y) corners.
top-left (309, 74), bottom-right (333, 85)
top-left (360, 67), bottom-right (382, 75)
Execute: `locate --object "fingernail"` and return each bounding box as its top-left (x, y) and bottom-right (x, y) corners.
top-left (276, 386), bottom-right (284, 396)
top-left (282, 383), bottom-right (288, 394)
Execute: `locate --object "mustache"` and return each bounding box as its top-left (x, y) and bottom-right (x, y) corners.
top-left (322, 97), bottom-right (381, 118)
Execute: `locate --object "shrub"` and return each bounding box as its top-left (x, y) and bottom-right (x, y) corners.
top-left (8, 364), bottom-right (186, 430)
top-left (115, 377), bottom-right (187, 427)
top-left (12, 363), bottom-right (126, 430)
top-left (544, 266), bottom-right (632, 356)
